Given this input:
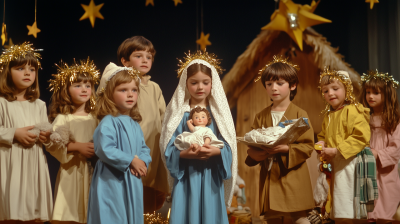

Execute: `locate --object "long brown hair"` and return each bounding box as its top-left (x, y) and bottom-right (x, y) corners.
top-left (0, 53), bottom-right (40, 102)
top-left (360, 78), bottom-right (400, 134)
top-left (186, 63), bottom-right (212, 79)
top-left (48, 72), bottom-right (96, 122)
top-left (94, 70), bottom-right (142, 121)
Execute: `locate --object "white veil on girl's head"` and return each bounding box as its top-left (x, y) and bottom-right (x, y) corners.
top-left (159, 58), bottom-right (237, 207)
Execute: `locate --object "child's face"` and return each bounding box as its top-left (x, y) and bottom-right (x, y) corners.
top-left (10, 63), bottom-right (36, 91)
top-left (122, 50), bottom-right (153, 75)
top-left (321, 80), bottom-right (346, 110)
top-left (264, 78), bottom-right (295, 102)
top-left (69, 81), bottom-right (92, 106)
top-left (186, 71), bottom-right (212, 102)
top-left (365, 88), bottom-right (383, 111)
top-left (113, 80), bottom-right (138, 115)
top-left (192, 111), bottom-right (208, 126)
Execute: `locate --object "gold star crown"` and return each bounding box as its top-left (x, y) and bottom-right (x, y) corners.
top-left (177, 50), bottom-right (224, 78)
top-left (361, 69), bottom-right (399, 89)
top-left (49, 58), bottom-right (100, 93)
top-left (318, 66), bottom-right (357, 113)
top-left (0, 42), bottom-right (41, 72)
top-left (254, 55), bottom-right (300, 82)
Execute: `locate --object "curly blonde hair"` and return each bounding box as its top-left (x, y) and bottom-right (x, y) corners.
top-left (94, 70), bottom-right (142, 121)
top-left (48, 73), bottom-right (96, 122)
top-left (189, 107), bottom-right (212, 126)
top-left (0, 53), bottom-right (40, 102)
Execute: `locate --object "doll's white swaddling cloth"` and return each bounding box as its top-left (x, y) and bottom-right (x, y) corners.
top-left (174, 126), bottom-right (224, 151)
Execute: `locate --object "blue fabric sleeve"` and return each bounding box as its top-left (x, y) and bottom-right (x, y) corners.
top-left (94, 121), bottom-right (135, 172)
top-left (165, 118), bottom-right (186, 180)
top-left (216, 129), bottom-right (232, 180)
top-left (137, 124), bottom-right (152, 167)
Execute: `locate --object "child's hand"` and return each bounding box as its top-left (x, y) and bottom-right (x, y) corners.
top-left (197, 144), bottom-right (221, 160)
top-left (187, 119), bottom-right (193, 125)
top-left (247, 146), bottom-right (269, 162)
top-left (180, 144), bottom-right (201, 159)
top-left (192, 143), bottom-right (200, 152)
top-left (370, 148), bottom-right (378, 159)
top-left (321, 147), bottom-right (337, 163)
top-left (14, 126), bottom-right (36, 147)
top-left (130, 157), bottom-right (147, 177)
top-left (38, 131), bottom-right (51, 143)
top-left (67, 142), bottom-right (95, 158)
top-left (264, 145), bottom-right (289, 154)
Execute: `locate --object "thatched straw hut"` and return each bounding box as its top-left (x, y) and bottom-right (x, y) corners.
top-left (222, 28), bottom-right (362, 215)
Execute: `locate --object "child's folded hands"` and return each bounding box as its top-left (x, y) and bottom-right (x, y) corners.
top-left (130, 157), bottom-right (147, 177)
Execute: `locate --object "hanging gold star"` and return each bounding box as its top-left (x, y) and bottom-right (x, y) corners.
top-left (262, 0), bottom-right (331, 51)
top-left (146, 0), bottom-right (154, 6)
top-left (196, 32), bottom-right (211, 51)
top-left (1, 23), bottom-right (7, 45)
top-left (4, 38), bottom-right (13, 49)
top-left (80, 0), bottom-right (104, 28)
top-left (173, 0), bottom-right (182, 6)
top-left (27, 21), bottom-right (41, 38)
top-left (366, 0), bottom-right (379, 9)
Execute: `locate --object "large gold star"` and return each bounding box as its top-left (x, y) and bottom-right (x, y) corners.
top-left (366, 0), bottom-right (379, 9)
top-left (27, 21), bottom-right (41, 38)
top-left (196, 32), bottom-right (211, 52)
top-left (80, 0), bottom-right (104, 28)
top-left (146, 0), bottom-right (154, 6)
top-left (173, 0), bottom-right (182, 6)
top-left (1, 23), bottom-right (7, 45)
top-left (4, 38), bottom-right (13, 49)
top-left (262, 0), bottom-right (331, 51)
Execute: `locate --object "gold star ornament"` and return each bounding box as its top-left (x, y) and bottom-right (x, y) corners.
top-left (366, 0), bottom-right (379, 9)
top-left (1, 23), bottom-right (7, 45)
top-left (80, 0), bottom-right (104, 28)
top-left (146, 0), bottom-right (154, 6)
top-left (196, 32), bottom-right (211, 52)
top-left (262, 0), bottom-right (331, 51)
top-left (4, 38), bottom-right (13, 49)
top-left (27, 21), bottom-right (41, 38)
top-left (173, 0), bottom-right (182, 6)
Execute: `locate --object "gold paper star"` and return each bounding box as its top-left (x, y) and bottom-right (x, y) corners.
top-left (262, 0), bottom-right (331, 51)
top-left (366, 0), bottom-right (379, 9)
top-left (196, 32), bottom-right (211, 51)
top-left (80, 0), bottom-right (104, 28)
top-left (4, 38), bottom-right (13, 49)
top-left (146, 0), bottom-right (154, 6)
top-left (27, 21), bottom-right (41, 38)
top-left (1, 23), bottom-right (7, 45)
top-left (173, 0), bottom-right (182, 6)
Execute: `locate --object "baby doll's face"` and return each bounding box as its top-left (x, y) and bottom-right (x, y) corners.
top-left (113, 80), bottom-right (138, 115)
top-left (321, 79), bottom-right (346, 110)
top-left (122, 50), bottom-right (153, 75)
top-left (10, 63), bottom-right (36, 91)
top-left (186, 71), bottom-right (212, 102)
top-left (192, 111), bottom-right (208, 127)
top-left (69, 81), bottom-right (92, 106)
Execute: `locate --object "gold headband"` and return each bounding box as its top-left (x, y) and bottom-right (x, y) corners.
top-left (318, 66), bottom-right (357, 113)
top-left (0, 42), bottom-right (41, 72)
top-left (361, 69), bottom-right (399, 89)
top-left (254, 55), bottom-right (299, 82)
top-left (177, 50), bottom-right (224, 78)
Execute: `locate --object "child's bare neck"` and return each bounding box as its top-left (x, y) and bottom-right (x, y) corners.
top-left (14, 89), bottom-right (27, 101)
top-left (141, 74), bottom-right (150, 85)
top-left (271, 98), bottom-right (291, 111)
top-left (72, 103), bottom-right (89, 116)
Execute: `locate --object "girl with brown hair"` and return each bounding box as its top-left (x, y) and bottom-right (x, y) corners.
top-left (87, 63), bottom-right (151, 224)
top-left (44, 58), bottom-right (100, 224)
top-left (361, 70), bottom-right (400, 223)
top-left (0, 42), bottom-right (53, 224)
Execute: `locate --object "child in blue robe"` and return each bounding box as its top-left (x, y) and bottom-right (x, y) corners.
top-left (87, 63), bottom-right (152, 224)
top-left (159, 53), bottom-right (238, 224)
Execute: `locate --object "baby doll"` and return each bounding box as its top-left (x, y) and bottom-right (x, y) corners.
top-left (174, 106), bottom-right (224, 151)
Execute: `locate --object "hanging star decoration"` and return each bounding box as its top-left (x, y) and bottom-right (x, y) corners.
top-left (173, 0), bottom-right (182, 6)
top-left (366, 0), bottom-right (379, 9)
top-left (146, 0), bottom-right (154, 6)
top-left (4, 38), bottom-right (13, 49)
top-left (262, 0), bottom-right (331, 51)
top-left (196, 32), bottom-right (211, 52)
top-left (1, 23), bottom-right (7, 45)
top-left (27, 21), bottom-right (41, 38)
top-left (80, 0), bottom-right (104, 28)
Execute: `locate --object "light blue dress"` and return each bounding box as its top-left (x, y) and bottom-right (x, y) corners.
top-left (87, 115), bottom-right (152, 224)
top-left (165, 107), bottom-right (232, 224)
